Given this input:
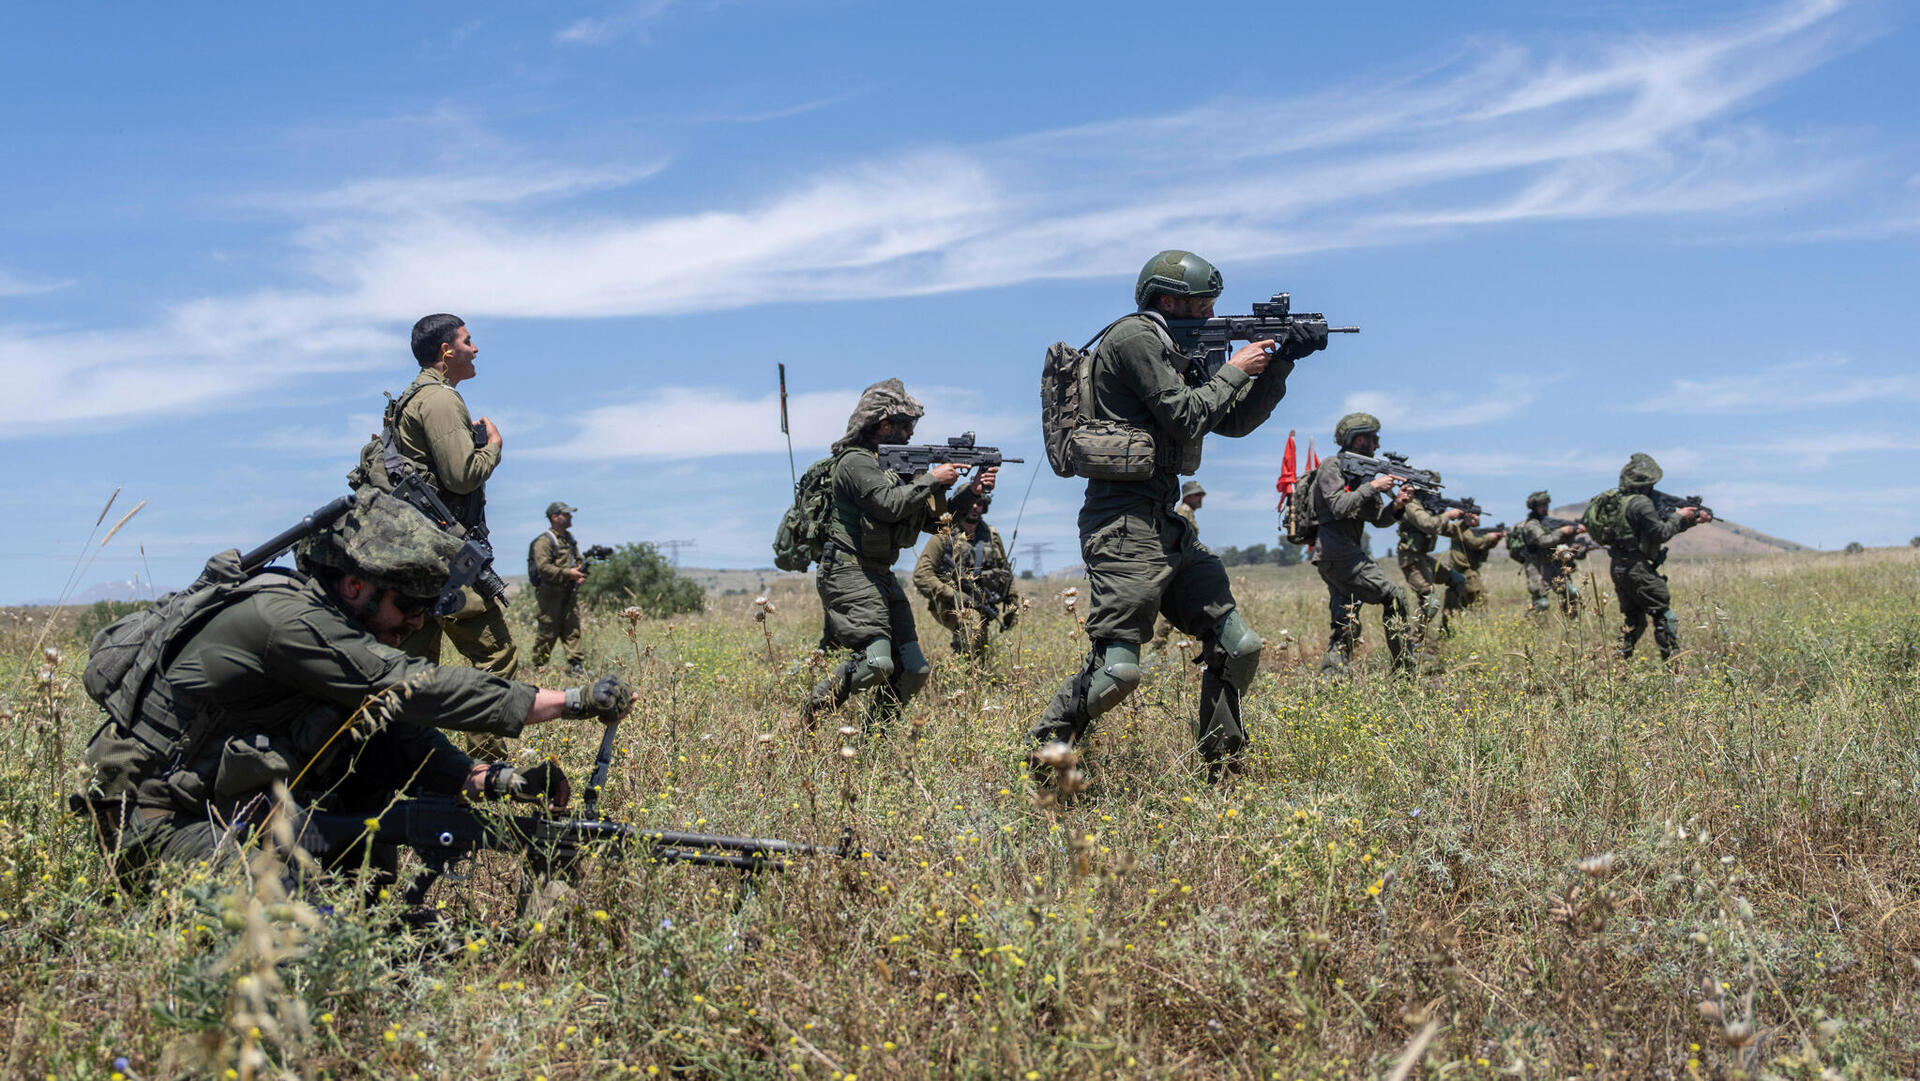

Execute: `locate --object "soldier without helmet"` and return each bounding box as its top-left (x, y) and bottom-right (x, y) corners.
top-left (529, 500), bottom-right (588, 676)
top-left (1030, 250), bottom-right (1328, 783)
top-left (78, 492), bottom-right (635, 887)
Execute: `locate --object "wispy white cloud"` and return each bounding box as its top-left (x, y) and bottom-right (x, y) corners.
top-left (0, 0), bottom-right (1881, 438)
top-left (1631, 356), bottom-right (1920, 414)
top-left (524, 385), bottom-right (1028, 462)
top-left (1340, 376), bottom-right (1546, 435)
top-left (556, 0), bottom-right (680, 45)
top-left (0, 267), bottom-right (74, 298)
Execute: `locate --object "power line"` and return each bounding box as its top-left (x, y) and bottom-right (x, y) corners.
top-left (1022, 541), bottom-right (1054, 577)
top-left (653, 539), bottom-right (697, 568)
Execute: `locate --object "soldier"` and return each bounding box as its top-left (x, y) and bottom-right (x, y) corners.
top-left (1516, 490), bottom-right (1583, 616)
top-left (1311, 412), bottom-right (1416, 674)
top-left (1147, 480), bottom-right (1207, 654)
top-left (1030, 250), bottom-right (1327, 782)
top-left (911, 493), bottom-right (1017, 657)
top-left (1434, 512), bottom-right (1507, 635)
top-left (805, 379), bottom-right (996, 730)
top-left (76, 492), bottom-right (633, 882)
top-left (1607, 453), bottom-right (1711, 661)
top-left (1394, 476), bottom-right (1466, 643)
top-left (529, 501), bottom-right (587, 675)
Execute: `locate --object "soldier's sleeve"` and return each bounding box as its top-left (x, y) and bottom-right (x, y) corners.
top-left (1316, 460), bottom-right (1381, 522)
top-left (837, 452), bottom-right (944, 525)
top-left (1212, 357), bottom-right (1295, 439)
top-left (412, 387), bottom-right (501, 496)
top-left (1106, 324), bottom-right (1253, 441)
top-left (262, 606), bottom-right (535, 738)
top-left (1626, 494), bottom-right (1686, 544)
top-left (1464, 530), bottom-right (1499, 555)
top-left (1399, 500), bottom-right (1443, 534)
top-left (911, 538), bottom-right (955, 603)
top-left (532, 533), bottom-right (570, 581)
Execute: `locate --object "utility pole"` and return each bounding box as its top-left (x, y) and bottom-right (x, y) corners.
top-left (1023, 541), bottom-right (1054, 578)
top-left (654, 539), bottom-right (697, 568)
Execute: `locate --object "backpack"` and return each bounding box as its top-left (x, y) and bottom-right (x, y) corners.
top-left (1506, 528), bottom-right (1529, 563)
top-left (526, 535), bottom-right (543, 588)
top-left (1280, 488), bottom-right (1317, 546)
top-left (1041, 316), bottom-right (1159, 481)
top-left (1583, 489), bottom-right (1632, 545)
top-left (772, 456), bottom-right (839, 572)
top-left (80, 551), bottom-right (302, 803)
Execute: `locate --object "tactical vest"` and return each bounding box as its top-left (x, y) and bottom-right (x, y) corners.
top-left (350, 380), bottom-right (487, 530)
top-left (831, 449), bottom-right (924, 562)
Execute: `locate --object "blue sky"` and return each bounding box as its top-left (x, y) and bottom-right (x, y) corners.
top-left (4, 0), bottom-right (1918, 602)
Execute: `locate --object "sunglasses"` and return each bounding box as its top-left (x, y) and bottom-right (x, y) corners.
top-left (390, 591), bottom-right (437, 617)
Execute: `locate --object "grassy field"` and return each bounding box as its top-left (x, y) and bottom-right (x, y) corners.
top-left (2, 545), bottom-right (1917, 1079)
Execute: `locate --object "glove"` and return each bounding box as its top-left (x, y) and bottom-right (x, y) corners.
top-left (564, 674), bottom-right (634, 721)
top-left (1275, 320), bottom-right (1330, 361)
top-left (478, 761), bottom-right (572, 808)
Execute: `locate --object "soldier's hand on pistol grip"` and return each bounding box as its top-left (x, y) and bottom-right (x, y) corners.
top-left (1227, 340), bottom-right (1275, 376)
top-left (1275, 320), bottom-right (1330, 361)
top-left (1391, 485), bottom-right (1414, 511)
top-left (1442, 507), bottom-right (1463, 520)
top-left (1559, 524), bottom-right (1581, 537)
top-left (1369, 474), bottom-right (1401, 494)
top-left (972, 467), bottom-right (998, 494)
top-left (565, 674), bottom-right (636, 723)
top-left (565, 566), bottom-right (587, 585)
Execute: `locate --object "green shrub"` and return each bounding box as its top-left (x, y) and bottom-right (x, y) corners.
top-left (576, 542), bottom-right (704, 618)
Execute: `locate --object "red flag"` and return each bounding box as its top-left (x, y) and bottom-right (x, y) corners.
top-left (1304, 438), bottom-right (1320, 477)
top-left (1276, 429), bottom-right (1298, 497)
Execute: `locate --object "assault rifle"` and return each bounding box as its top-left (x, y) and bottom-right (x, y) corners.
top-left (1470, 521), bottom-right (1508, 537)
top-left (1652, 491), bottom-right (1715, 520)
top-left (879, 432), bottom-right (1023, 478)
top-left (305, 722), bottom-right (874, 913)
top-left (1166, 292), bottom-right (1360, 377)
top-left (582, 544), bottom-right (615, 568)
top-left (1335, 450), bottom-right (1444, 495)
top-left (241, 495), bottom-right (358, 572)
top-left (1415, 491), bottom-right (1484, 518)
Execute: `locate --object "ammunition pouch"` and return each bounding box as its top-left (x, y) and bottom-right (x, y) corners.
top-left (1068, 421), bottom-right (1158, 481)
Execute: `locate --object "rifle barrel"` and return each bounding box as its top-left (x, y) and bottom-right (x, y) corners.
top-left (240, 494), bottom-right (357, 572)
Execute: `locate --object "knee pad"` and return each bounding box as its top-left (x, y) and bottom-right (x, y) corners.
top-left (1085, 642), bottom-right (1141, 717)
top-left (1531, 595), bottom-right (1551, 612)
top-left (851, 638), bottom-right (895, 690)
top-left (896, 641), bottom-right (930, 698)
top-left (1208, 611), bottom-right (1263, 690)
top-left (1657, 608), bottom-right (1680, 638)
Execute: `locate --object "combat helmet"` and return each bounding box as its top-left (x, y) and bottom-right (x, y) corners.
top-left (834, 378), bottom-right (925, 453)
top-left (1527, 490), bottom-right (1552, 510)
top-left (1619, 453), bottom-right (1663, 491)
top-left (298, 490), bottom-right (465, 605)
top-left (1135, 250), bottom-right (1223, 309)
top-left (1333, 411), bottom-right (1381, 449)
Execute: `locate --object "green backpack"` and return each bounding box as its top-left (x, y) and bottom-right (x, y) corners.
top-left (1582, 489), bottom-right (1632, 545)
top-left (1505, 528), bottom-right (1528, 563)
top-left (772, 456), bottom-right (839, 572)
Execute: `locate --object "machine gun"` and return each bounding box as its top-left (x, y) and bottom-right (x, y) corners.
top-left (1335, 450), bottom-right (1444, 495)
top-left (879, 432), bottom-right (1023, 478)
top-left (304, 722), bottom-right (874, 913)
top-left (1165, 292), bottom-right (1360, 377)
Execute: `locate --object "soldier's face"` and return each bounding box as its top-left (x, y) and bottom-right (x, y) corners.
top-left (1349, 432), bottom-right (1380, 456)
top-left (366, 588), bottom-right (430, 645)
top-left (439, 326), bottom-right (478, 383)
top-left (1185, 494), bottom-right (1204, 510)
top-left (550, 512), bottom-right (572, 530)
top-left (1158, 295), bottom-right (1216, 319)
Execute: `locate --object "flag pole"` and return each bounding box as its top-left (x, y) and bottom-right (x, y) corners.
top-left (778, 363), bottom-right (797, 488)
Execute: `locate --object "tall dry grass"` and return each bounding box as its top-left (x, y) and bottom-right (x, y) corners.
top-left (0, 545), bottom-right (1915, 1078)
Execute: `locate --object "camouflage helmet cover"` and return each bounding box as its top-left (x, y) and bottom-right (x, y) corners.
top-left (834, 378), bottom-right (924, 453)
top-left (1527, 490), bottom-right (1552, 509)
top-left (1134, 250), bottom-right (1223, 309)
top-left (1333, 411), bottom-right (1381, 448)
top-left (1619, 452), bottom-right (1663, 490)
top-left (1180, 480), bottom-right (1206, 498)
top-left (298, 489), bottom-right (464, 599)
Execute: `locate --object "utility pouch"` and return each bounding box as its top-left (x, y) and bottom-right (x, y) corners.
top-left (1066, 422), bottom-right (1158, 481)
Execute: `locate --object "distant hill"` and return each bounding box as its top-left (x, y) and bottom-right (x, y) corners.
top-left (1552, 502), bottom-right (1810, 556)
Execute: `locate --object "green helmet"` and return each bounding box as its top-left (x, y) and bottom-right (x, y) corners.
top-left (1333, 412), bottom-right (1381, 448)
top-left (298, 490), bottom-right (464, 600)
top-left (1619, 453), bottom-right (1663, 491)
top-left (1527, 490), bottom-right (1552, 509)
top-left (1134, 250), bottom-right (1223, 309)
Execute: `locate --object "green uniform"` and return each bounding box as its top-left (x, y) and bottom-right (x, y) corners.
top-left (387, 368), bottom-right (518, 681)
top-left (1435, 529), bottom-right (1501, 631)
top-left (1031, 312), bottom-right (1292, 768)
top-left (1609, 492), bottom-right (1692, 660)
top-left (913, 520), bottom-right (1016, 656)
top-left (808, 443), bottom-right (962, 728)
top-left (530, 528), bottom-right (584, 669)
top-left (1148, 500), bottom-right (1200, 652)
top-left (85, 574), bottom-right (534, 878)
top-left (1516, 515), bottom-right (1581, 615)
top-left (1310, 457), bottom-right (1413, 671)
top-left (1396, 500), bottom-right (1464, 638)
